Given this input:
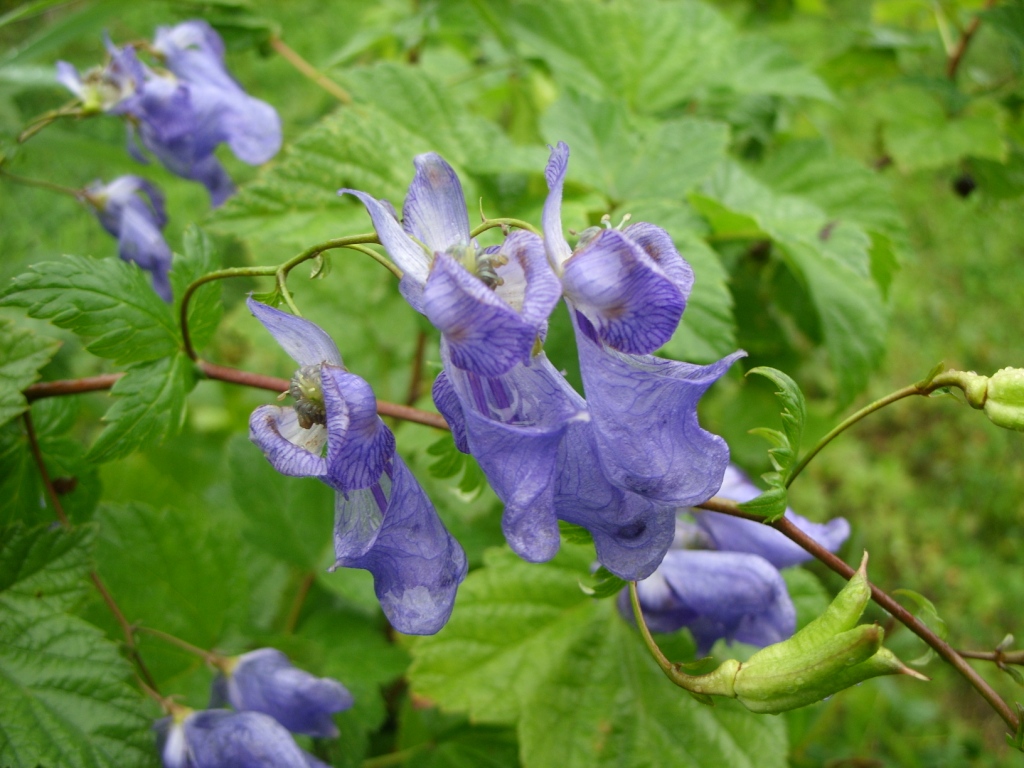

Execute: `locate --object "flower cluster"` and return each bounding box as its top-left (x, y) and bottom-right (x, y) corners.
top-left (157, 648), bottom-right (351, 767)
top-left (623, 465), bottom-right (850, 652)
top-left (57, 21), bottom-right (280, 300)
top-left (340, 144), bottom-right (743, 584)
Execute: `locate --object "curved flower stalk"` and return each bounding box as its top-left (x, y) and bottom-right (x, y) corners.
top-left (58, 21), bottom-right (281, 205)
top-left (623, 465), bottom-right (850, 653)
top-left (542, 141), bottom-right (744, 506)
top-left (156, 709), bottom-right (328, 768)
top-left (83, 175), bottom-right (173, 301)
top-left (246, 298), bottom-right (466, 635)
top-left (210, 648), bottom-right (353, 738)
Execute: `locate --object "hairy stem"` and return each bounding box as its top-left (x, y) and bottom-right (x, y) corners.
top-left (470, 217), bottom-right (542, 238)
top-left (697, 496), bottom-right (1019, 731)
top-left (269, 35), bottom-right (352, 104)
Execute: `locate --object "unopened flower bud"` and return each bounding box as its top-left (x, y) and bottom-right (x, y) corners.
top-left (983, 368), bottom-right (1024, 432)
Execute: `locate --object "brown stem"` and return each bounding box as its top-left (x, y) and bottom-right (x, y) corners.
top-left (697, 496), bottom-right (1019, 731)
top-left (269, 35), bottom-right (352, 104)
top-left (960, 649), bottom-right (1024, 665)
top-left (947, 0), bottom-right (996, 79)
top-left (23, 410), bottom-right (160, 690)
top-left (22, 364), bottom-right (450, 431)
top-left (405, 330), bottom-right (428, 406)
top-left (283, 571), bottom-right (316, 634)
top-left (134, 625), bottom-right (225, 668)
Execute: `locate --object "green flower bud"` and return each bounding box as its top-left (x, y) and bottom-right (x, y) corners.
top-left (983, 368), bottom-right (1024, 432)
top-left (683, 554), bottom-right (926, 714)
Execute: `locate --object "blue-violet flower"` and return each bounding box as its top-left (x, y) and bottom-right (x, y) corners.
top-left (83, 175), bottom-right (173, 301)
top-left (210, 648), bottom-right (353, 738)
top-left (247, 297), bottom-right (466, 635)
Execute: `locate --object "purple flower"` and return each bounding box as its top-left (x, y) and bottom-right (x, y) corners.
top-left (58, 22), bottom-right (280, 206)
top-left (246, 297), bottom-right (466, 635)
top-left (624, 465), bottom-right (850, 654)
top-left (542, 141), bottom-right (744, 506)
top-left (84, 175), bottom-right (173, 301)
top-left (210, 648), bottom-right (353, 738)
top-left (156, 709), bottom-right (322, 768)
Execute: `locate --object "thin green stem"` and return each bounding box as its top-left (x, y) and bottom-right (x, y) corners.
top-left (786, 371), bottom-right (964, 488)
top-left (362, 743), bottom-right (433, 768)
top-left (470, 217), bottom-right (542, 238)
top-left (269, 35), bottom-right (352, 104)
top-left (282, 571), bottom-right (316, 635)
top-left (0, 166), bottom-right (84, 199)
top-left (180, 266), bottom-right (277, 360)
top-left (134, 625), bottom-right (226, 669)
top-left (18, 102), bottom-right (84, 143)
top-left (343, 244), bottom-right (402, 278)
top-left (628, 581), bottom-right (675, 678)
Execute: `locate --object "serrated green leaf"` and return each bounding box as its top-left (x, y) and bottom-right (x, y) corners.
top-left (720, 35), bottom-right (833, 101)
top-left (171, 225), bottom-right (223, 354)
top-left (0, 523), bottom-right (154, 768)
top-left (227, 433), bottom-right (333, 569)
top-left (578, 567), bottom-right (627, 599)
top-left (86, 354), bottom-right (197, 463)
top-left (93, 501), bottom-right (249, 682)
top-left (700, 162), bottom-right (886, 403)
top-left (0, 255), bottom-right (179, 365)
top-left (397, 702), bottom-right (520, 768)
top-left (541, 92), bottom-right (730, 203)
top-left (747, 367), bottom-right (806, 461)
top-left (409, 546), bottom-right (787, 768)
top-left (737, 487), bottom-right (789, 521)
top-left (558, 521), bottom-right (595, 546)
top-left (0, 318), bottom-right (60, 427)
top-left (0, 523), bottom-right (93, 615)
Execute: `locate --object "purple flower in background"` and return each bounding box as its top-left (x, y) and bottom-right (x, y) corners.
top-left (58, 21), bottom-right (281, 206)
top-left (156, 709), bottom-right (324, 768)
top-left (542, 141), bottom-right (744, 507)
top-left (623, 465), bottom-right (850, 653)
top-left (210, 648), bottom-right (353, 738)
top-left (246, 297), bottom-right (466, 635)
top-left (84, 175), bottom-right (173, 301)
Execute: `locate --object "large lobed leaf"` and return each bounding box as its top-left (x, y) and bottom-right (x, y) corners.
top-left (410, 546), bottom-right (787, 768)
top-left (0, 524), bottom-right (155, 768)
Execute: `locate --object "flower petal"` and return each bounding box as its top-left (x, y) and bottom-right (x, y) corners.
top-left (246, 297), bottom-right (344, 368)
top-left (431, 371), bottom-right (469, 453)
top-left (576, 329), bottom-right (744, 505)
top-left (541, 142), bottom-right (573, 270)
top-left (321, 365), bottom-right (396, 492)
top-left (224, 648), bottom-right (353, 738)
top-left (424, 252), bottom-right (537, 376)
top-left (333, 456), bottom-right (468, 635)
top-left (623, 222), bottom-right (694, 300)
top-left (402, 153), bottom-right (471, 253)
top-left (555, 421), bottom-right (675, 580)
top-left (494, 230), bottom-right (562, 334)
top-left (563, 229), bottom-right (684, 354)
top-left (181, 710), bottom-right (311, 768)
top-left (55, 61), bottom-right (83, 98)
top-left (640, 550), bottom-right (796, 653)
top-left (249, 405), bottom-right (327, 479)
top-left (340, 188), bottom-right (430, 309)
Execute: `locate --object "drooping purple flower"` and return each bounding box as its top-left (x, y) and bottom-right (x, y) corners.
top-left (84, 175), bottom-right (173, 301)
top-left (58, 22), bottom-right (280, 206)
top-left (156, 709), bottom-right (320, 768)
top-left (210, 648), bottom-right (353, 738)
top-left (542, 141), bottom-right (743, 506)
top-left (246, 298), bottom-right (466, 635)
top-left (623, 465), bottom-right (850, 653)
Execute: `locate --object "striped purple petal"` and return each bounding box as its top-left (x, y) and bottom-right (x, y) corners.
top-left (402, 153), bottom-right (471, 253)
top-left (247, 297), bottom-right (343, 368)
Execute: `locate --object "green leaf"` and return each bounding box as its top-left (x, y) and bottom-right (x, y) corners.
top-left (719, 36), bottom-right (833, 101)
top-left (409, 547), bottom-right (787, 768)
top-left (0, 318), bottom-right (60, 427)
top-left (578, 566), bottom-right (627, 599)
top-left (93, 502), bottom-right (249, 682)
top-left (0, 523), bottom-right (94, 615)
top-left (747, 366), bottom-right (806, 464)
top-left (86, 354), bottom-right (197, 463)
top-left (541, 92), bottom-right (730, 203)
top-left (227, 433), bottom-right (333, 570)
top-left (0, 523), bottom-right (154, 768)
top-left (171, 225), bottom-right (223, 354)
top-left (893, 588), bottom-right (949, 665)
top-left (737, 487), bottom-right (789, 521)
top-left (697, 161), bottom-right (887, 403)
top-left (0, 255), bottom-right (179, 365)
top-left (982, 1), bottom-right (1024, 48)
top-left (397, 702), bottom-right (520, 768)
